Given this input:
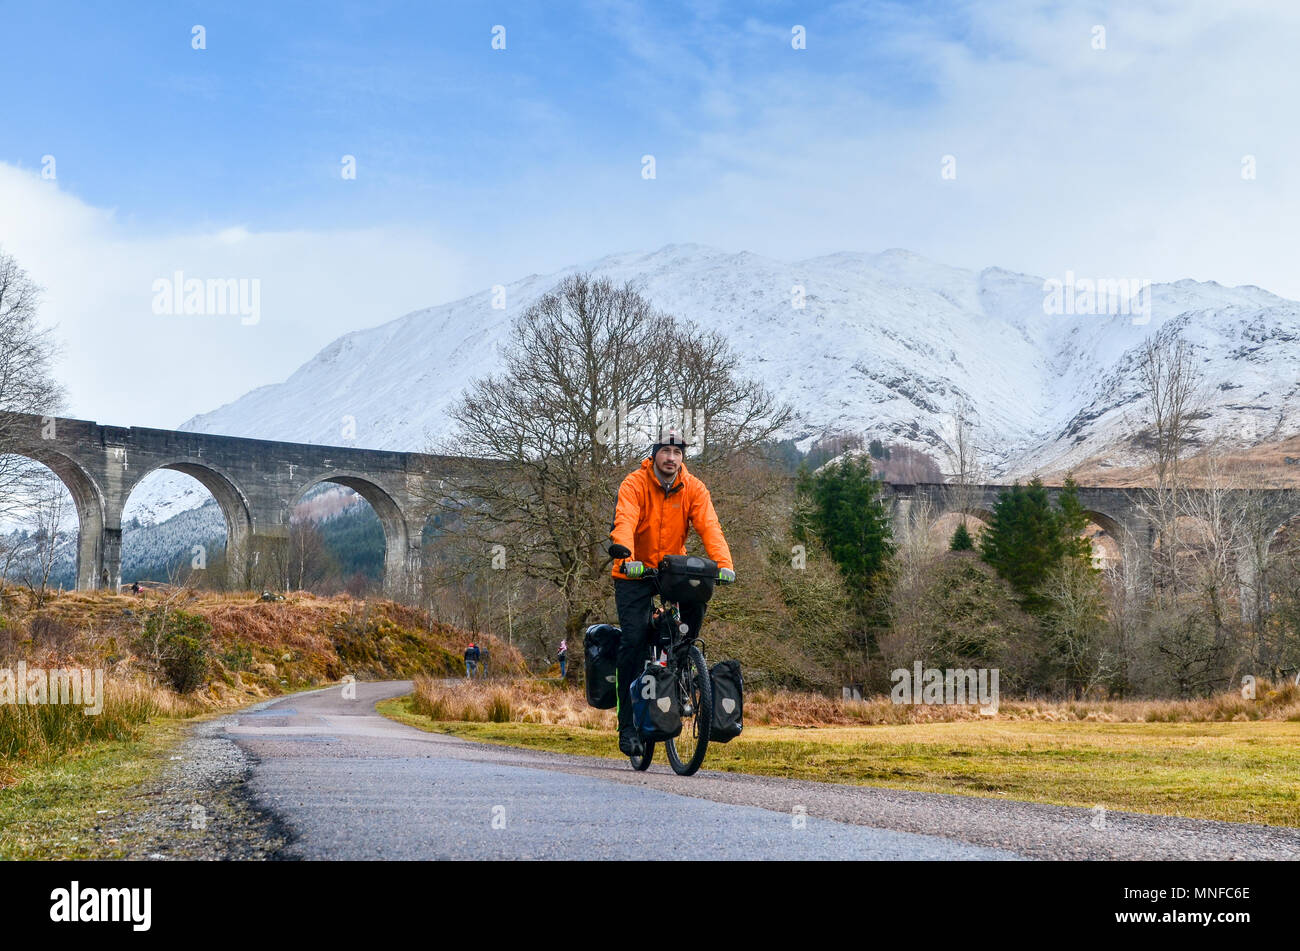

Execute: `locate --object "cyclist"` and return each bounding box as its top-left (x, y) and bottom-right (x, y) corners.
top-left (607, 427), bottom-right (735, 757)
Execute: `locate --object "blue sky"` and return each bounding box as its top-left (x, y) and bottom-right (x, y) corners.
top-left (2, 0), bottom-right (1298, 427)
top-left (7, 1), bottom-right (934, 232)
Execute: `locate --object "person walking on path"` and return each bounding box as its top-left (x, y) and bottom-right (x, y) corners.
top-left (558, 639), bottom-right (568, 679)
top-left (464, 642), bottom-right (480, 678)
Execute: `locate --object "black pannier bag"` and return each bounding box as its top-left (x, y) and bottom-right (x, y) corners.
top-left (629, 664), bottom-right (682, 741)
top-left (583, 624), bottom-right (621, 709)
top-left (656, 554), bottom-right (718, 604)
top-left (709, 659), bottom-right (743, 742)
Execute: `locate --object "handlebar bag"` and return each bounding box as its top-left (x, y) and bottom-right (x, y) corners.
top-left (708, 659), bottom-right (743, 742)
top-left (656, 554), bottom-right (718, 604)
top-left (582, 624), bottom-right (621, 709)
top-left (630, 665), bottom-right (683, 741)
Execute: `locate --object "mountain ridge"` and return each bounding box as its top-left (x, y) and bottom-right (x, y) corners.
top-left (160, 244), bottom-right (1299, 494)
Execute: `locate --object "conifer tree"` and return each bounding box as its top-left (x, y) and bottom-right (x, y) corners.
top-left (979, 477), bottom-right (1093, 610)
top-left (949, 520), bottom-right (974, 551)
top-left (796, 454), bottom-right (894, 603)
top-left (1055, 477), bottom-right (1095, 566)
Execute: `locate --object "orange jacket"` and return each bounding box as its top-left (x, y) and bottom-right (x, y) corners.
top-left (609, 458), bottom-right (733, 579)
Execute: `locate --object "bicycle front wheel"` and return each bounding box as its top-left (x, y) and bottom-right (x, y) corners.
top-left (629, 739), bottom-right (655, 771)
top-left (666, 645), bottom-right (712, 776)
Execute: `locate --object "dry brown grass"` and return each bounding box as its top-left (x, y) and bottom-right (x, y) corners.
top-left (1034, 435), bottom-right (1300, 488)
top-left (412, 676), bottom-right (614, 729)
top-left (0, 678), bottom-right (203, 772)
top-left (409, 676), bottom-right (1300, 727)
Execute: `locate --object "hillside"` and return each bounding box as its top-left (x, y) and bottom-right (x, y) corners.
top-left (1033, 434), bottom-right (1300, 488)
top-left (173, 244), bottom-right (1300, 482)
top-left (1, 588), bottom-right (524, 707)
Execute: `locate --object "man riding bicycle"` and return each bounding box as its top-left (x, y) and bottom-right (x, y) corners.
top-left (607, 428), bottom-right (735, 758)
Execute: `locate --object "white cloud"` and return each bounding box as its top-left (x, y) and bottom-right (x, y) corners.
top-left (0, 163), bottom-right (474, 429)
top-left (551, 0), bottom-right (1300, 299)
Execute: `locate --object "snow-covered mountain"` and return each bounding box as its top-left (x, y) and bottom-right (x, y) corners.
top-left (168, 243), bottom-right (1300, 485)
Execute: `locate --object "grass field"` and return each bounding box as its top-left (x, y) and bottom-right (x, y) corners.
top-left (379, 694), bottom-right (1300, 828)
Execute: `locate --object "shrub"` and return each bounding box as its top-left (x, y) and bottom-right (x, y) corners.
top-left (881, 550), bottom-right (1040, 691)
top-left (219, 641), bottom-right (255, 672)
top-left (141, 608), bottom-right (213, 693)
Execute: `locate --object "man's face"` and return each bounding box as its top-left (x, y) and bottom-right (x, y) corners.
top-left (654, 444), bottom-right (683, 479)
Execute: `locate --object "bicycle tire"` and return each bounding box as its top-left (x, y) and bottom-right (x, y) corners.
top-left (666, 645), bottom-right (712, 776)
top-left (629, 740), bottom-right (655, 771)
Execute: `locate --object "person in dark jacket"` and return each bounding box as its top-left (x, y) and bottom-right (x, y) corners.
top-left (464, 642), bottom-right (480, 678)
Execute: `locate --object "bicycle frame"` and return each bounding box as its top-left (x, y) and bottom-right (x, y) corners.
top-left (641, 570), bottom-right (705, 710)
top-left (642, 570), bottom-right (695, 643)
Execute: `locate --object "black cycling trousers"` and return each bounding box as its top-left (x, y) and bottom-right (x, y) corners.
top-left (613, 579), bottom-right (706, 730)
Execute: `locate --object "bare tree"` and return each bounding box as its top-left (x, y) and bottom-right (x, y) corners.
top-left (1102, 538), bottom-right (1148, 696)
top-left (1182, 458), bottom-right (1290, 678)
top-left (1221, 466), bottom-right (1283, 633)
top-left (1261, 532), bottom-right (1300, 682)
top-left (667, 322), bottom-right (794, 463)
top-left (286, 519), bottom-right (335, 591)
top-left (1135, 336), bottom-right (1203, 489)
top-left (1132, 336), bottom-right (1205, 592)
top-left (0, 247), bottom-right (65, 519)
top-left (1177, 451), bottom-right (1240, 632)
top-left (1137, 445), bottom-right (1262, 694)
top-left (1040, 557), bottom-right (1114, 698)
top-left (879, 498), bottom-right (945, 670)
top-left (941, 399), bottom-right (987, 529)
top-left (19, 473), bottom-right (72, 606)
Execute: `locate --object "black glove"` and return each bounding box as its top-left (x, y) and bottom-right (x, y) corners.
top-left (608, 543), bottom-right (631, 559)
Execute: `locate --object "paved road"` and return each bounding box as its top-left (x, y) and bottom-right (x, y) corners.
top-left (218, 681), bottom-right (1300, 861)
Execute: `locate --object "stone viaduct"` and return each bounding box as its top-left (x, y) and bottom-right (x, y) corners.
top-left (881, 482), bottom-right (1300, 550)
top-left (0, 412), bottom-right (467, 597)
top-left (6, 411), bottom-right (1300, 600)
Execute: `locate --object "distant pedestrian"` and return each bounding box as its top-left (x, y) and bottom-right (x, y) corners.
top-left (464, 642), bottom-right (480, 679)
top-left (131, 581), bottom-right (140, 595)
top-left (558, 639), bottom-right (568, 679)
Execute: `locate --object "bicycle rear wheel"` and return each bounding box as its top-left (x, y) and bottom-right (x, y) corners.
top-left (666, 645), bottom-right (712, 776)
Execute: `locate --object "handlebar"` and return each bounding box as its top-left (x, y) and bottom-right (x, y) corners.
top-left (628, 565), bottom-right (733, 583)
top-left (608, 545), bottom-right (731, 583)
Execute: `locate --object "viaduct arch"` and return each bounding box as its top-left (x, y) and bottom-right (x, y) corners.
top-left (0, 412), bottom-right (451, 597)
